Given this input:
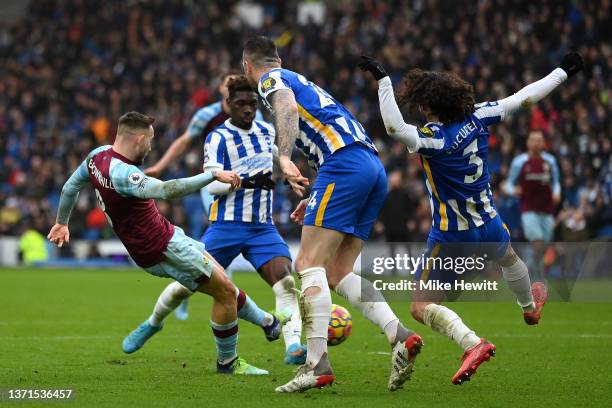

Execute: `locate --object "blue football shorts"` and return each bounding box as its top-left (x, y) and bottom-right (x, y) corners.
top-left (303, 143), bottom-right (387, 241)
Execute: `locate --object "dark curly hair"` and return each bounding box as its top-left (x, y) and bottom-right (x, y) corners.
top-left (227, 75), bottom-right (255, 99)
top-left (396, 69), bottom-right (475, 124)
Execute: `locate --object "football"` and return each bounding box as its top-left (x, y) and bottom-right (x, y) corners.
top-left (327, 304), bottom-right (353, 346)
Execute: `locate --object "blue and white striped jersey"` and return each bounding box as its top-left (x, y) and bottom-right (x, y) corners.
top-left (204, 119), bottom-right (275, 224)
top-left (258, 68), bottom-right (377, 170)
top-left (414, 102), bottom-right (505, 232)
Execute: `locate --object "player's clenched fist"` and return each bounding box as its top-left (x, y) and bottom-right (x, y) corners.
top-left (559, 52), bottom-right (584, 78)
top-left (47, 223), bottom-right (70, 247)
top-left (358, 55), bottom-right (389, 81)
top-left (212, 170), bottom-right (241, 191)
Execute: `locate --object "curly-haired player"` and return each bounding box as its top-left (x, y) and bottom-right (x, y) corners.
top-left (360, 52), bottom-right (584, 384)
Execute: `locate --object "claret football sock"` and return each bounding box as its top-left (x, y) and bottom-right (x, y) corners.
top-left (148, 281), bottom-right (193, 327)
top-left (423, 304), bottom-right (480, 351)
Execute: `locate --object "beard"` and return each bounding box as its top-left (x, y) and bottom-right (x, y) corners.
top-left (135, 148), bottom-right (150, 165)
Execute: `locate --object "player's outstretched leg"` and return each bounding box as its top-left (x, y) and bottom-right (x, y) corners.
top-left (497, 245), bottom-right (547, 325)
top-left (122, 281), bottom-right (192, 353)
top-left (411, 299), bottom-right (494, 384)
top-left (198, 265), bottom-right (268, 375)
top-left (235, 287), bottom-right (291, 341)
top-left (174, 299), bottom-right (190, 320)
top-left (328, 236), bottom-right (423, 391)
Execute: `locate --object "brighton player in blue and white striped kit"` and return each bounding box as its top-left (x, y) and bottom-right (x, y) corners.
top-left (121, 77), bottom-right (303, 364)
top-left (360, 52), bottom-right (584, 385)
top-left (243, 36), bottom-right (422, 393)
top-left (145, 73), bottom-right (264, 321)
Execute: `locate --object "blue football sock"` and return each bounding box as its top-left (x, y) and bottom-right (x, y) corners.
top-left (236, 289), bottom-right (272, 327)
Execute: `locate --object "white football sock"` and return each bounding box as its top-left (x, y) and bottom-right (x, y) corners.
top-left (299, 266), bottom-right (331, 368)
top-left (272, 275), bottom-right (302, 350)
top-left (148, 281), bottom-right (193, 327)
top-left (422, 304), bottom-right (480, 351)
top-left (501, 258), bottom-right (534, 310)
top-left (335, 272), bottom-right (402, 344)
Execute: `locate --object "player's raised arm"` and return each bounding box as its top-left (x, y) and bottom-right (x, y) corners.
top-left (487, 52), bottom-right (584, 120)
top-left (359, 56), bottom-right (421, 153)
top-left (47, 159), bottom-right (91, 247)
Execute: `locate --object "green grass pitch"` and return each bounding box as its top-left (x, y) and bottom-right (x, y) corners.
top-left (1, 268), bottom-right (611, 407)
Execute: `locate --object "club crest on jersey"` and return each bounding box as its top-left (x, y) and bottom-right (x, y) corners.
top-left (128, 172), bottom-right (143, 185)
top-left (261, 77), bottom-right (276, 92)
top-left (419, 127), bottom-right (434, 137)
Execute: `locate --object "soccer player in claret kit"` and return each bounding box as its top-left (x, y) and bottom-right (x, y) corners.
top-left (243, 36), bottom-right (422, 393)
top-left (360, 52), bottom-right (584, 384)
top-left (505, 130), bottom-right (561, 281)
top-left (47, 111), bottom-right (277, 376)
top-left (123, 76), bottom-right (307, 365)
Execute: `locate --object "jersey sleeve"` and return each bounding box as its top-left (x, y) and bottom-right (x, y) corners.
top-left (110, 161), bottom-right (162, 199)
top-left (203, 131), bottom-right (226, 170)
top-left (474, 101), bottom-right (505, 126)
top-left (258, 70), bottom-right (292, 103)
top-left (186, 103), bottom-right (222, 141)
top-left (413, 125), bottom-right (447, 156)
top-left (543, 153), bottom-right (561, 196)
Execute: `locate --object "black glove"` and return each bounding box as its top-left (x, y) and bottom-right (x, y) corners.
top-left (358, 55), bottom-right (388, 81)
top-left (241, 172), bottom-right (275, 190)
top-left (559, 52), bottom-right (584, 78)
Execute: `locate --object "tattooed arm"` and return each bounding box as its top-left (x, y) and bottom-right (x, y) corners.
top-left (270, 89), bottom-right (299, 158)
top-left (269, 89), bottom-right (309, 196)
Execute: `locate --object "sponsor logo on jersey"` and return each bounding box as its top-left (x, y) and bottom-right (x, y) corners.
top-left (261, 77), bottom-right (276, 92)
top-left (129, 172), bottom-right (143, 185)
top-left (418, 127), bottom-right (434, 137)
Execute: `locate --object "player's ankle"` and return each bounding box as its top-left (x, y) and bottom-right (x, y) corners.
top-left (521, 302), bottom-right (535, 313)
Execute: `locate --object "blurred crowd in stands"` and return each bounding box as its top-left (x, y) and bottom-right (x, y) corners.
top-left (1, 0), bottom-right (610, 258)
